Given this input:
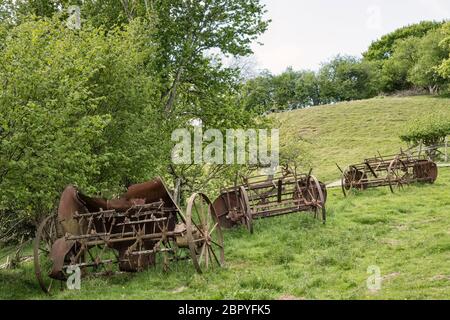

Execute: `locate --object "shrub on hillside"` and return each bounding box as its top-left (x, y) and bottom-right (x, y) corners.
top-left (400, 114), bottom-right (450, 146)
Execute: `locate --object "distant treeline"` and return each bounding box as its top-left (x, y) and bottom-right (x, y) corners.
top-left (241, 21), bottom-right (450, 114)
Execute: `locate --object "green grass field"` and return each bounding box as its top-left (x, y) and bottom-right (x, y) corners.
top-left (1, 95), bottom-right (449, 299)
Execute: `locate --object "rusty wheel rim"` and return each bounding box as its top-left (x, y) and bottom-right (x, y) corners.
top-left (186, 193), bottom-right (224, 274)
top-left (388, 157), bottom-right (408, 193)
top-left (239, 186), bottom-right (253, 234)
top-left (34, 215), bottom-right (60, 294)
top-left (306, 175), bottom-right (326, 223)
top-left (341, 166), bottom-right (354, 197)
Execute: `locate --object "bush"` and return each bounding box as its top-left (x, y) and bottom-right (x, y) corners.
top-left (0, 16), bottom-right (164, 226)
top-left (400, 114), bottom-right (450, 146)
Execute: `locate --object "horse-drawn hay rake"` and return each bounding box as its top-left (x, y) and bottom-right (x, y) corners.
top-left (34, 177), bottom-right (224, 293)
top-left (337, 151), bottom-right (438, 196)
top-left (212, 168), bottom-right (327, 233)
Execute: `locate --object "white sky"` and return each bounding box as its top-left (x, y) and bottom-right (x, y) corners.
top-left (251, 0), bottom-right (450, 74)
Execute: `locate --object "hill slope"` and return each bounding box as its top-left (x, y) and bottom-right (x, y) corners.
top-left (274, 96), bottom-right (450, 182)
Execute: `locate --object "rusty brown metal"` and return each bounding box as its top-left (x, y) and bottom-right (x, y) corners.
top-left (212, 168), bottom-right (327, 233)
top-left (34, 177), bottom-right (224, 293)
top-left (338, 151), bottom-right (438, 196)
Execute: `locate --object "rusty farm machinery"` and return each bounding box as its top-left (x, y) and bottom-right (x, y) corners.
top-left (34, 177), bottom-right (224, 293)
top-left (212, 167), bottom-right (327, 233)
top-left (337, 151), bottom-right (438, 196)
top-left (33, 147), bottom-right (439, 293)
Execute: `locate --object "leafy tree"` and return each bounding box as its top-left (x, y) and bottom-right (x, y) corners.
top-left (318, 55), bottom-right (380, 103)
top-left (240, 56), bottom-right (381, 113)
top-left (363, 20), bottom-right (443, 61)
top-left (438, 22), bottom-right (450, 82)
top-left (144, 1), bottom-right (270, 193)
top-left (241, 70), bottom-right (274, 114)
top-left (294, 70), bottom-right (321, 107)
top-left (364, 21), bottom-right (449, 94)
top-left (408, 29), bottom-right (449, 94)
top-left (0, 0), bottom-right (271, 203)
top-left (149, 0), bottom-right (269, 115)
top-left (0, 17), bottom-right (163, 224)
top-left (271, 67), bottom-right (299, 110)
top-left (279, 133), bottom-right (313, 173)
top-left (380, 37), bottom-right (419, 92)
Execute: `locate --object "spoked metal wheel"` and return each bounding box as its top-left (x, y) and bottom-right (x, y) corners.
top-left (238, 186), bottom-right (253, 234)
top-left (341, 166), bottom-right (354, 197)
top-left (186, 193), bottom-right (224, 273)
top-left (341, 166), bottom-right (367, 197)
top-left (34, 215), bottom-right (62, 294)
top-left (388, 157), bottom-right (409, 193)
top-left (304, 175), bottom-right (327, 223)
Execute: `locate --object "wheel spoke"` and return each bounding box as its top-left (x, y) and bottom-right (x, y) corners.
top-left (193, 201), bottom-right (203, 226)
top-left (206, 205), bottom-right (212, 230)
top-left (210, 239), bottom-right (223, 249)
top-left (198, 242), bottom-right (206, 266)
top-left (209, 222), bottom-right (218, 234)
top-left (186, 193), bottom-right (224, 274)
top-left (189, 217), bottom-right (206, 238)
top-left (210, 246), bottom-right (221, 266)
top-left (48, 279), bottom-right (53, 292)
top-left (39, 247), bottom-right (50, 254)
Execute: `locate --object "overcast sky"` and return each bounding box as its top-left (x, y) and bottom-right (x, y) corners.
top-left (250, 0), bottom-right (450, 74)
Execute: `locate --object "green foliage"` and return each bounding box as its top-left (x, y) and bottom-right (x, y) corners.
top-left (364, 20), bottom-right (444, 61)
top-left (365, 21), bottom-right (450, 94)
top-left (241, 21), bottom-right (450, 110)
top-left (380, 37), bottom-right (419, 92)
top-left (382, 31), bottom-right (448, 94)
top-left (279, 134), bottom-right (313, 172)
top-left (271, 67), bottom-right (299, 110)
top-left (242, 56), bottom-right (381, 114)
top-left (438, 22), bottom-right (450, 81)
top-left (318, 55), bottom-right (381, 103)
top-left (131, 0), bottom-right (270, 192)
top-left (294, 70), bottom-right (321, 107)
top-left (241, 70), bottom-right (274, 114)
top-left (0, 1), bottom-right (270, 230)
top-left (408, 29), bottom-right (449, 94)
top-left (0, 17), bottom-right (163, 221)
top-left (400, 113), bottom-right (450, 146)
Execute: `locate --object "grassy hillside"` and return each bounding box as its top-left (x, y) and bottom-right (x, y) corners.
top-left (274, 96), bottom-right (450, 182)
top-left (1, 95), bottom-right (449, 299)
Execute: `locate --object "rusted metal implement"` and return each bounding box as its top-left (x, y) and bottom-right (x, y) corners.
top-left (337, 151), bottom-right (438, 196)
top-left (34, 177), bottom-right (224, 293)
top-left (212, 169), bottom-right (327, 233)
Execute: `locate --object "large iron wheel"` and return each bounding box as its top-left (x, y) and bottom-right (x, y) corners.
top-left (34, 215), bottom-right (61, 294)
top-left (388, 157), bottom-right (409, 193)
top-left (186, 193), bottom-right (224, 273)
top-left (304, 175), bottom-right (327, 223)
top-left (341, 166), bottom-right (354, 197)
top-left (341, 166), bottom-right (367, 197)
